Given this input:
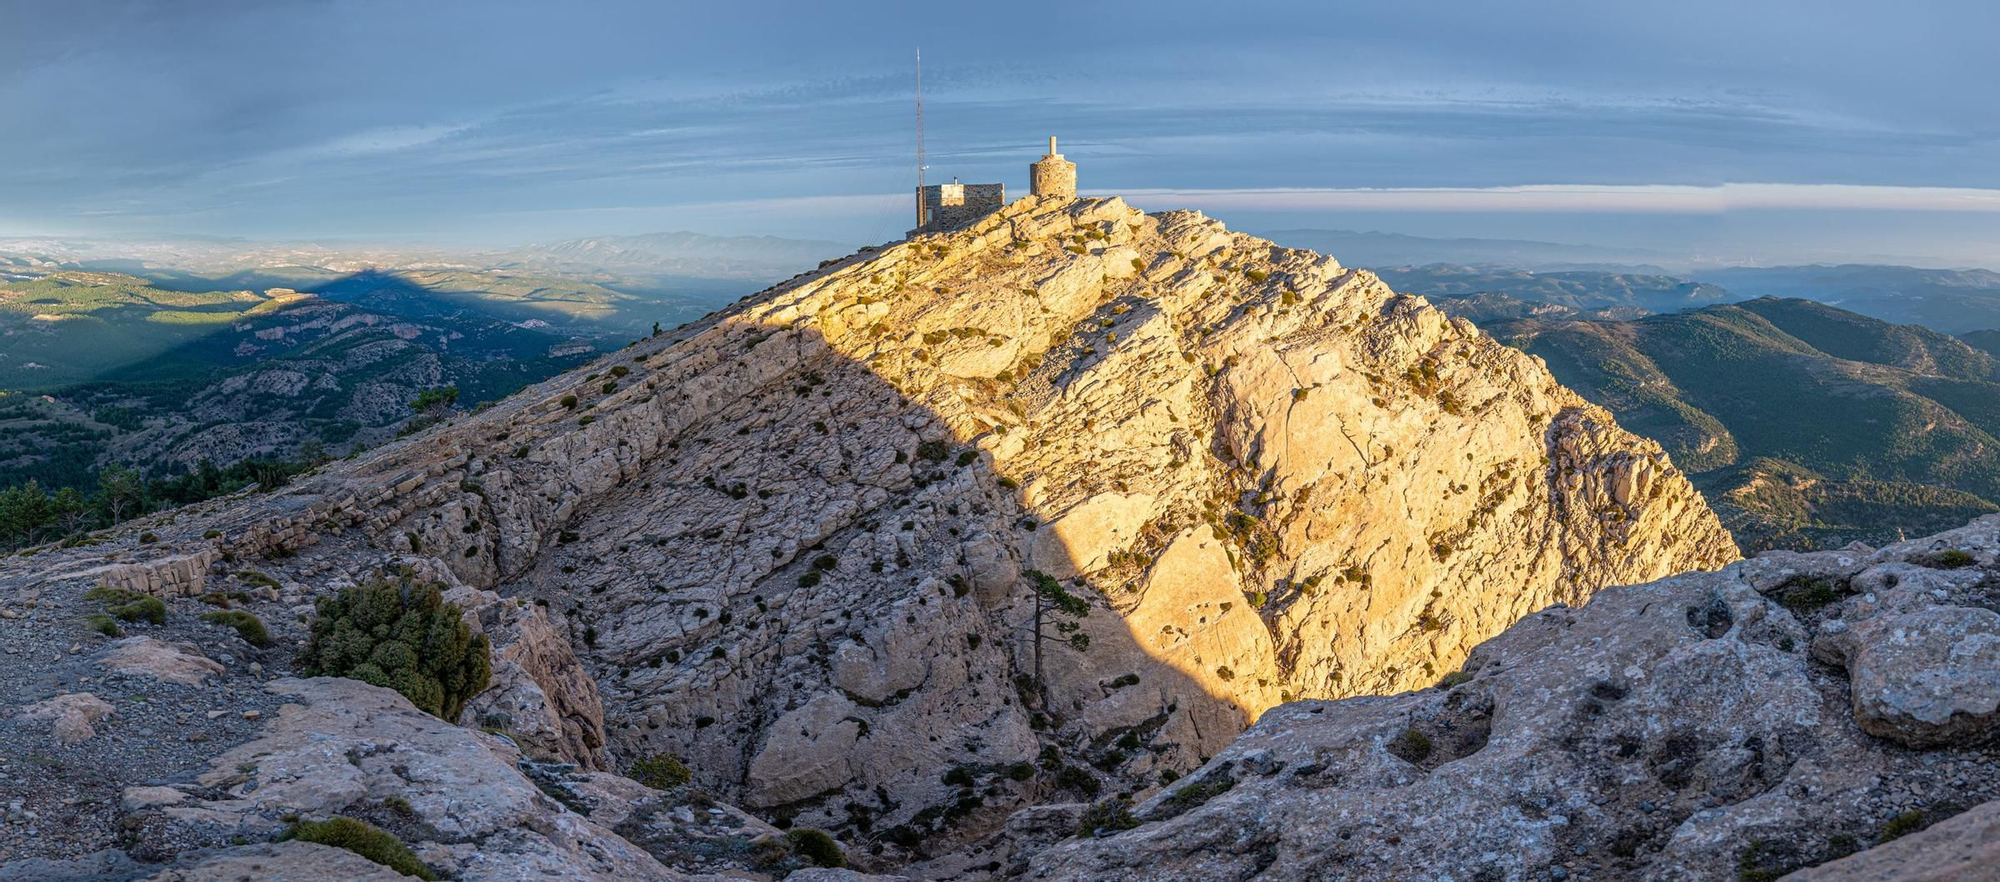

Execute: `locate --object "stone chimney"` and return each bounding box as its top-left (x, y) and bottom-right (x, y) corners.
top-left (1030, 136), bottom-right (1077, 199)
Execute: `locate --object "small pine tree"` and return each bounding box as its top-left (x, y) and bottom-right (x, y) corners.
top-left (1025, 569), bottom-right (1091, 700)
top-left (297, 572), bottom-right (491, 720)
top-left (409, 386), bottom-right (460, 419)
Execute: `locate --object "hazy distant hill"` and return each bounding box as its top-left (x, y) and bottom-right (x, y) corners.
top-left (1963, 328), bottom-right (2000, 359)
top-left (1691, 264), bottom-right (2000, 333)
top-left (1488, 297), bottom-right (2000, 549)
top-left (1262, 228), bottom-right (1675, 269)
top-left (1377, 265), bottom-right (1732, 316)
top-left (0, 270), bottom-right (595, 491)
top-left (499, 230), bottom-right (851, 280)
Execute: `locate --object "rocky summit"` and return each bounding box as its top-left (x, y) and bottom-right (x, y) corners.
top-left (0, 194), bottom-right (1787, 880)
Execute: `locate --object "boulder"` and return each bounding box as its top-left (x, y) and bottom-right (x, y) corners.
top-left (15, 692), bottom-right (113, 745)
top-left (96, 637), bottom-right (225, 686)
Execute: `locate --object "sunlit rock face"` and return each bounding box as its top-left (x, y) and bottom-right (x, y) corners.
top-left (32, 196), bottom-right (1733, 857)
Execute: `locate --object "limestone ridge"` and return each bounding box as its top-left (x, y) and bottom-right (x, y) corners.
top-left (1, 196), bottom-right (1734, 855)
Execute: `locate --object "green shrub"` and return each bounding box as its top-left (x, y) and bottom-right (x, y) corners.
top-left (1162, 776), bottom-right (1234, 812)
top-left (784, 827), bottom-right (846, 869)
top-left (408, 386), bottom-right (459, 417)
top-left (296, 573), bottom-right (491, 720)
top-left (1881, 810), bottom-right (1926, 841)
top-left (283, 816), bottom-right (438, 880)
top-left (236, 570), bottom-right (282, 590)
top-left (85, 614), bottom-right (121, 637)
top-left (631, 754), bottom-right (692, 790)
top-left (85, 586), bottom-right (165, 625)
top-left (1926, 549), bottom-right (1976, 569)
top-left (559, 394), bottom-right (579, 409)
top-left (1780, 577), bottom-right (1846, 614)
top-left (1244, 268), bottom-right (1269, 283)
top-left (203, 610), bottom-right (272, 647)
top-left (1390, 728), bottom-right (1434, 763)
top-left (1076, 798), bottom-right (1139, 837)
top-left (1053, 764), bottom-right (1100, 795)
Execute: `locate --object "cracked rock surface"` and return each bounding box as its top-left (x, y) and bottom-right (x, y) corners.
top-left (1020, 517), bottom-right (2000, 882)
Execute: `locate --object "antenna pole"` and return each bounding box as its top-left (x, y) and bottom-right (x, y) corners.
top-left (915, 47), bottom-right (926, 229)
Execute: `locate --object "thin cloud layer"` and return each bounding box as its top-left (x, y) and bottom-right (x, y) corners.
top-left (1, 0), bottom-right (1995, 260)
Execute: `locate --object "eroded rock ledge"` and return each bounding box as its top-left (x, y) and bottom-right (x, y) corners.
top-left (1020, 517), bottom-right (2000, 882)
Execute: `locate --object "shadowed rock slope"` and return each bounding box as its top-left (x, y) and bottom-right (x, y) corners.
top-left (0, 196), bottom-right (1732, 875)
top-left (1025, 516), bottom-right (2000, 882)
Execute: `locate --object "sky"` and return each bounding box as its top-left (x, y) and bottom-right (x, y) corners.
top-left (4, 0), bottom-right (2000, 265)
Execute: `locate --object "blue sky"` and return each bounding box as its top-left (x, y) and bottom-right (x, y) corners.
top-left (4, 0), bottom-right (1999, 264)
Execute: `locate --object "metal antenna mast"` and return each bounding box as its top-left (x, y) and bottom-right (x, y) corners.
top-left (915, 47), bottom-right (926, 229)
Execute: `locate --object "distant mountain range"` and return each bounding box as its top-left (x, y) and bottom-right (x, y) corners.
top-left (1485, 297), bottom-right (2000, 550)
top-left (1260, 228), bottom-right (1680, 270)
top-left (1690, 264), bottom-right (2000, 334)
top-left (1374, 265), bottom-right (1733, 316)
top-left (496, 231), bottom-right (851, 281)
top-left (0, 269), bottom-right (599, 492)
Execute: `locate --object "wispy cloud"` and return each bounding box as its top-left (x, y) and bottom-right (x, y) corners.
top-left (3, 0), bottom-right (1998, 259)
top-left (1122, 184), bottom-right (2000, 215)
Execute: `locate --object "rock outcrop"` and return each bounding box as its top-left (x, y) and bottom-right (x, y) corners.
top-left (0, 196), bottom-right (1733, 862)
top-left (122, 677), bottom-right (680, 881)
top-left (95, 636), bottom-right (226, 686)
top-left (14, 693), bottom-right (113, 745)
top-left (1021, 517), bottom-right (2000, 882)
top-left (1788, 798), bottom-right (2000, 882)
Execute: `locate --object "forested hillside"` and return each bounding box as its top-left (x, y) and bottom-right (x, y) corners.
top-left (1489, 297), bottom-right (2000, 549)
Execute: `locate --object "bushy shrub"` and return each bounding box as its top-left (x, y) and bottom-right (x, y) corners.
top-left (236, 570), bottom-right (282, 590)
top-left (1925, 549), bottom-right (1975, 569)
top-left (631, 753), bottom-right (692, 789)
top-left (1076, 798), bottom-right (1139, 837)
top-left (1390, 728), bottom-right (1434, 763)
top-left (202, 610), bottom-right (272, 647)
top-left (784, 827), bottom-right (846, 868)
top-left (1053, 764), bottom-right (1100, 796)
top-left (85, 613), bottom-right (121, 637)
top-left (85, 585), bottom-right (165, 625)
top-left (297, 573), bottom-right (491, 720)
top-left (283, 816), bottom-right (438, 880)
top-left (1881, 810), bottom-right (1927, 841)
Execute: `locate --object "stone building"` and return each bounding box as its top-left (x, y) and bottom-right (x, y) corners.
top-left (910, 137), bottom-right (1076, 235)
top-left (1030, 136), bottom-right (1076, 198)
top-left (914, 179), bottom-right (1005, 234)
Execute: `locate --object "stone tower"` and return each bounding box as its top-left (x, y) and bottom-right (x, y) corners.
top-left (1030, 136), bottom-right (1077, 199)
